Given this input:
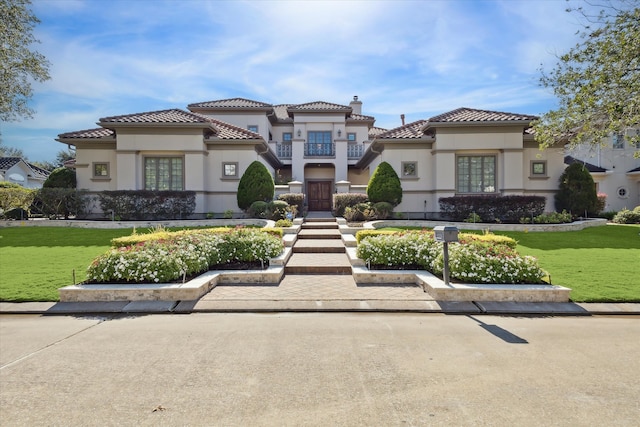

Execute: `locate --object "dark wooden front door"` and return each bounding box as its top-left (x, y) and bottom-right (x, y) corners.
top-left (307, 181), bottom-right (332, 211)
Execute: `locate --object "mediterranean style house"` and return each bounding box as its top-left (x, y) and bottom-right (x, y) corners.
top-left (0, 157), bottom-right (50, 188)
top-left (564, 129), bottom-right (640, 212)
top-left (56, 97), bottom-right (564, 217)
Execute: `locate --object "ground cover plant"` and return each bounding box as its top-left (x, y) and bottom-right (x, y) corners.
top-left (356, 230), bottom-right (546, 284)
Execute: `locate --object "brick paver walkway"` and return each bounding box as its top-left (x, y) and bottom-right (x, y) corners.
top-left (202, 212), bottom-right (433, 302)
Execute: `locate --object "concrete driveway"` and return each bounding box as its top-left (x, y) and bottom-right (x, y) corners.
top-left (1, 313), bottom-right (639, 426)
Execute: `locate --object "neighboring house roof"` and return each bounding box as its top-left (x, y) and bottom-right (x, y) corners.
top-left (427, 107), bottom-right (538, 124)
top-left (0, 157), bottom-right (50, 180)
top-left (368, 126), bottom-right (388, 138)
top-left (564, 155), bottom-right (608, 173)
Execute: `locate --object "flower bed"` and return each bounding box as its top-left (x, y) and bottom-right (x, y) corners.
top-left (356, 230), bottom-right (546, 284)
top-left (87, 227), bottom-right (284, 284)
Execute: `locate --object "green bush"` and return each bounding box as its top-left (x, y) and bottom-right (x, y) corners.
top-left (355, 229), bottom-right (403, 244)
top-left (372, 201), bottom-right (393, 219)
top-left (43, 167), bottom-right (76, 188)
top-left (268, 200), bottom-right (290, 221)
top-left (555, 163), bottom-right (599, 217)
top-left (248, 201), bottom-right (269, 218)
top-left (237, 161), bottom-right (274, 211)
top-left (612, 206), bottom-right (640, 224)
top-left (519, 210), bottom-right (572, 224)
top-left (332, 193), bottom-right (368, 216)
top-left (33, 188), bottom-right (87, 219)
top-left (277, 193), bottom-right (304, 215)
top-left (343, 202), bottom-right (376, 222)
top-left (97, 190), bottom-right (196, 220)
top-left (367, 161), bottom-right (402, 207)
top-left (274, 219), bottom-right (293, 227)
top-left (0, 185), bottom-right (35, 218)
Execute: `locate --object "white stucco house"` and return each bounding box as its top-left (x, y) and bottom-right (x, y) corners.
top-left (564, 129), bottom-right (640, 211)
top-left (0, 157), bottom-right (50, 188)
top-left (56, 97), bottom-right (564, 217)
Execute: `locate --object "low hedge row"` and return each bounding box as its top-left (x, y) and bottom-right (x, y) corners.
top-left (439, 195), bottom-right (546, 223)
top-left (98, 190), bottom-right (196, 220)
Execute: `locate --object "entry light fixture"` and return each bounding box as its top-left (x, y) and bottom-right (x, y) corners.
top-left (297, 129), bottom-right (301, 137)
top-left (337, 129), bottom-right (342, 137)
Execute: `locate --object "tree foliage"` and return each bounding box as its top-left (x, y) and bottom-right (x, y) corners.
top-left (533, 3), bottom-right (639, 157)
top-left (367, 161), bottom-right (402, 207)
top-left (0, 0), bottom-right (51, 121)
top-left (43, 167), bottom-right (76, 188)
top-left (237, 161), bottom-right (274, 211)
top-left (555, 162), bottom-right (599, 217)
top-left (0, 142), bottom-right (26, 158)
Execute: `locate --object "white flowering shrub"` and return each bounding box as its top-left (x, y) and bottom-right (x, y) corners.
top-left (87, 228), bottom-right (283, 283)
top-left (356, 231), bottom-right (440, 269)
top-left (357, 231), bottom-right (546, 284)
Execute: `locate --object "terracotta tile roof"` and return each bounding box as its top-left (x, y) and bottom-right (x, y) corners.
top-left (376, 120), bottom-right (430, 139)
top-left (0, 157), bottom-right (50, 178)
top-left (348, 113), bottom-right (376, 121)
top-left (368, 126), bottom-right (388, 137)
top-left (564, 155), bottom-right (608, 173)
top-left (428, 107), bottom-right (538, 123)
top-left (57, 128), bottom-right (115, 139)
top-left (272, 104), bottom-right (294, 121)
top-left (188, 98), bottom-right (273, 109)
top-left (288, 101), bottom-right (352, 112)
top-left (196, 115), bottom-right (262, 140)
top-left (99, 109), bottom-right (212, 124)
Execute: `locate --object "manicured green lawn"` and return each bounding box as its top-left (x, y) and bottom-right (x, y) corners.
top-left (0, 227), bottom-right (134, 302)
top-left (1, 224), bottom-right (638, 302)
top-left (497, 225), bottom-right (640, 302)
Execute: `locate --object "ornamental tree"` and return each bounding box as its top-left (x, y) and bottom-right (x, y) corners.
top-left (533, 3), bottom-right (640, 157)
top-left (367, 161), bottom-right (402, 207)
top-left (555, 162), bottom-right (599, 217)
top-left (237, 161), bottom-right (274, 211)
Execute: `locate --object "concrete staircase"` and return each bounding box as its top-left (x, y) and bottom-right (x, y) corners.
top-left (284, 215), bottom-right (352, 275)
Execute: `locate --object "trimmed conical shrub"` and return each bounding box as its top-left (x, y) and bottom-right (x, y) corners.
top-left (237, 161), bottom-right (274, 211)
top-left (555, 162), bottom-right (598, 217)
top-left (367, 161), bottom-right (402, 207)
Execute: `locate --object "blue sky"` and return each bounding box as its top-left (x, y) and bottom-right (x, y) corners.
top-left (2, 0), bottom-right (597, 162)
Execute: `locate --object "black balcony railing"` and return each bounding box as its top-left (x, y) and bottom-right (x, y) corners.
top-left (276, 143), bottom-right (292, 159)
top-left (305, 142), bottom-right (335, 157)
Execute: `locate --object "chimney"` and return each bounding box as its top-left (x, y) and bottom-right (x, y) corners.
top-left (349, 95), bottom-right (362, 115)
top-left (401, 114), bottom-right (405, 125)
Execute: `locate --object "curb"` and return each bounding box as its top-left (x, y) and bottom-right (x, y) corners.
top-left (1, 301), bottom-right (638, 316)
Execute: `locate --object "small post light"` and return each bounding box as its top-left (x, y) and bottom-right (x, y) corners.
top-left (434, 225), bottom-right (459, 285)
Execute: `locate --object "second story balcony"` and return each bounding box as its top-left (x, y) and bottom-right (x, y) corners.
top-left (305, 142), bottom-right (335, 157)
top-left (347, 144), bottom-right (363, 159)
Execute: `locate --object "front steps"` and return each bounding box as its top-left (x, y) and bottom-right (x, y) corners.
top-left (284, 215), bottom-right (352, 275)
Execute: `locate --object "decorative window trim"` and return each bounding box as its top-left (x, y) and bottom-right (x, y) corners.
top-left (612, 132), bottom-right (625, 149)
top-left (530, 160), bottom-right (548, 178)
top-left (92, 162), bottom-right (110, 180)
top-left (222, 162), bottom-right (239, 179)
top-left (144, 156), bottom-right (184, 191)
top-left (401, 161), bottom-right (418, 179)
top-left (347, 132), bottom-right (357, 142)
top-left (282, 132), bottom-right (292, 143)
top-left (617, 186), bottom-right (628, 198)
top-left (456, 154), bottom-right (497, 194)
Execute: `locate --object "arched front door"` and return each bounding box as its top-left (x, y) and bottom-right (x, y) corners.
top-left (307, 181), bottom-right (332, 211)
